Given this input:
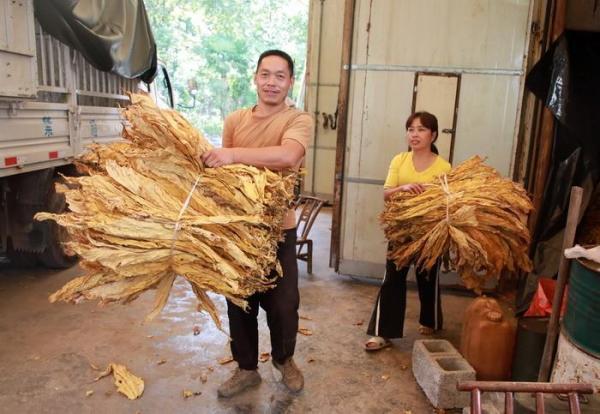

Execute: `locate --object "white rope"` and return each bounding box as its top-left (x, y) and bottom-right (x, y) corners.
top-left (170, 176), bottom-right (201, 256)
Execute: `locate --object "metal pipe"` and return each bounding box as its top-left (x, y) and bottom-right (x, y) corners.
top-left (505, 392), bottom-right (514, 414)
top-left (37, 22), bottom-right (47, 86)
top-left (471, 389), bottom-right (482, 414)
top-left (56, 39), bottom-right (64, 88)
top-left (458, 381), bottom-right (594, 394)
top-left (306, 82), bottom-right (339, 87)
top-left (536, 392), bottom-right (546, 414)
top-left (47, 35), bottom-right (55, 87)
top-left (509, 0), bottom-right (538, 178)
top-left (345, 177), bottom-right (385, 185)
top-left (568, 392), bottom-right (581, 414)
top-left (310, 0), bottom-right (325, 197)
top-left (346, 63), bottom-right (522, 76)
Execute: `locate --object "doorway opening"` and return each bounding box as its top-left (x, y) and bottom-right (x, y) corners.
top-left (412, 72), bottom-right (461, 164)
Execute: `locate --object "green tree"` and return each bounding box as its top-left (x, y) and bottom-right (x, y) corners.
top-left (144, 0), bottom-right (309, 145)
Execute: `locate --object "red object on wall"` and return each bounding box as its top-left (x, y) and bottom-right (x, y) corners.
top-left (524, 278), bottom-right (568, 317)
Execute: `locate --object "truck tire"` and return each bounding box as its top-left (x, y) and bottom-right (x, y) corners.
top-left (39, 178), bottom-right (77, 269)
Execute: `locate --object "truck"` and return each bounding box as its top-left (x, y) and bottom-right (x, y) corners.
top-left (0, 0), bottom-right (173, 267)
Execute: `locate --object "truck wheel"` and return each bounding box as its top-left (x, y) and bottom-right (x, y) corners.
top-left (39, 178), bottom-right (77, 269)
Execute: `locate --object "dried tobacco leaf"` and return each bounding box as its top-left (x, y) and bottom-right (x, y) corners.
top-left (94, 363), bottom-right (144, 400)
top-left (298, 327), bottom-right (313, 336)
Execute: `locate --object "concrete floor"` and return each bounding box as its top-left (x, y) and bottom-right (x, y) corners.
top-left (0, 208), bottom-right (473, 413)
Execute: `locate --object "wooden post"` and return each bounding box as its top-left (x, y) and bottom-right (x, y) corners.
top-left (329, 0), bottom-right (356, 269)
top-left (528, 106), bottom-right (555, 233)
top-left (528, 0), bottom-right (567, 234)
top-left (537, 186), bottom-right (583, 381)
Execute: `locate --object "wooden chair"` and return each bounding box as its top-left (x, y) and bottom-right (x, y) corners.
top-left (295, 195), bottom-right (326, 274)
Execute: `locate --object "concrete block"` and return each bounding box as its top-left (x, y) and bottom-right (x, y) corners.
top-left (412, 339), bottom-right (476, 409)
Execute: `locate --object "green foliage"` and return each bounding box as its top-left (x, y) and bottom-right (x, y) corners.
top-left (144, 0), bottom-right (309, 145)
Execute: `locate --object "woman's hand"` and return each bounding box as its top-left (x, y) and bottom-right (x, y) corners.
top-left (399, 183), bottom-right (425, 195)
top-left (383, 183), bottom-right (425, 200)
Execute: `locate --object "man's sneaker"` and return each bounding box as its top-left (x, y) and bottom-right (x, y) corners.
top-left (217, 368), bottom-right (261, 398)
top-left (272, 358), bottom-right (304, 392)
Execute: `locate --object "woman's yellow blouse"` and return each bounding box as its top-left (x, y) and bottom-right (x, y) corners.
top-left (383, 152), bottom-right (452, 188)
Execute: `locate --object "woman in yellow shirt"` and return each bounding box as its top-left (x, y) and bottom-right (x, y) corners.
top-left (364, 111), bottom-right (451, 351)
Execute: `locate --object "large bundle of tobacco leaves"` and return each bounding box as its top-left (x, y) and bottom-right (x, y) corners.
top-left (36, 94), bottom-right (295, 327)
top-left (381, 156), bottom-right (533, 292)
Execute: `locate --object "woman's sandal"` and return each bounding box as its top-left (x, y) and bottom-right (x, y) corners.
top-left (364, 336), bottom-right (392, 352)
top-left (418, 325), bottom-right (435, 335)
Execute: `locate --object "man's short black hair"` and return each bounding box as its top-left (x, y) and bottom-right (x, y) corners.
top-left (256, 49), bottom-right (294, 77)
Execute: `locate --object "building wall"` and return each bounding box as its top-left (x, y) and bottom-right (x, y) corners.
top-left (335, 0), bottom-right (534, 277)
top-left (304, 0), bottom-right (345, 202)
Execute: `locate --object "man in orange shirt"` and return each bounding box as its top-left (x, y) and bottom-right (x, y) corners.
top-left (202, 50), bottom-right (313, 398)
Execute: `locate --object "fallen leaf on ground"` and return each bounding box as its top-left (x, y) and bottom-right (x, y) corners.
top-left (94, 363), bottom-right (144, 400)
top-left (146, 335), bottom-right (154, 339)
top-left (199, 372), bottom-right (208, 383)
top-left (183, 389), bottom-right (201, 398)
top-left (353, 320), bottom-right (364, 326)
top-left (207, 366), bottom-right (214, 372)
top-left (298, 327), bottom-right (313, 336)
top-left (381, 374), bottom-right (390, 380)
top-left (94, 366), bottom-right (113, 381)
top-left (85, 390), bottom-right (94, 397)
top-left (157, 359), bottom-right (167, 365)
top-left (259, 352), bottom-right (270, 363)
top-left (218, 356), bottom-right (234, 365)
top-left (299, 315), bottom-right (313, 321)
top-left (193, 326), bottom-right (201, 336)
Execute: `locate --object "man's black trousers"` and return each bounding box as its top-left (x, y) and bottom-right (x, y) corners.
top-left (227, 229), bottom-right (299, 370)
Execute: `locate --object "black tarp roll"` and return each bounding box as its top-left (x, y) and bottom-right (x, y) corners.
top-left (526, 31), bottom-right (600, 246)
top-left (517, 31), bottom-right (600, 314)
top-left (34, 0), bottom-right (157, 82)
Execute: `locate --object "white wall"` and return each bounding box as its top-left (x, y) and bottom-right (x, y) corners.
top-left (338, 0), bottom-right (532, 277)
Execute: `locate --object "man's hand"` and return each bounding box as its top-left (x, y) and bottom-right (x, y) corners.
top-left (202, 148), bottom-right (235, 168)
